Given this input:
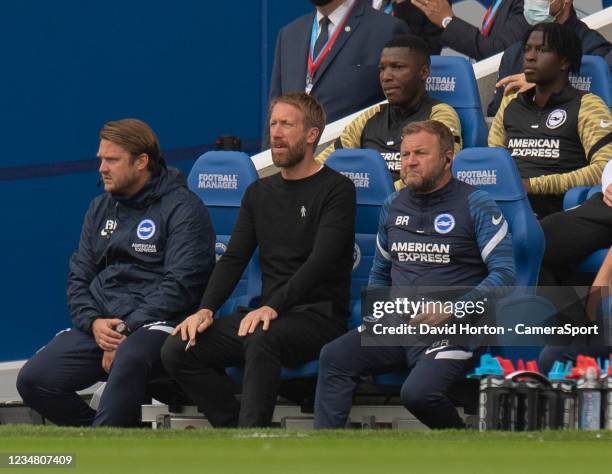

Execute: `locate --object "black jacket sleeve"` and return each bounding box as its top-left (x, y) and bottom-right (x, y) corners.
top-left (266, 178), bottom-right (356, 314)
top-left (199, 185), bottom-right (258, 312)
top-left (440, 0), bottom-right (529, 61)
top-left (127, 195), bottom-right (216, 329)
top-left (67, 201), bottom-right (105, 334)
top-left (487, 43), bottom-right (520, 116)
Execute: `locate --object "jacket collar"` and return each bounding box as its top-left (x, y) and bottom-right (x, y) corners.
top-left (520, 82), bottom-right (579, 109)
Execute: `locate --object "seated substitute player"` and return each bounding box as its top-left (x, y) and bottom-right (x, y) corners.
top-left (538, 246), bottom-right (612, 373)
top-left (537, 160), bottom-right (612, 372)
top-left (161, 93), bottom-right (356, 428)
top-left (488, 22), bottom-right (612, 218)
top-left (16, 119), bottom-right (216, 427)
top-left (314, 120), bottom-right (515, 429)
top-left (316, 34), bottom-right (462, 190)
top-left (540, 159), bottom-right (612, 286)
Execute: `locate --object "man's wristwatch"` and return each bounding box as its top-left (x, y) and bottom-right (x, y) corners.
top-left (441, 16), bottom-right (453, 28)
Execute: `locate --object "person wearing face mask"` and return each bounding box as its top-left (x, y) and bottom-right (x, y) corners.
top-left (269, 0), bottom-right (409, 126)
top-left (487, 0), bottom-right (612, 116)
top-left (316, 35), bottom-right (462, 190)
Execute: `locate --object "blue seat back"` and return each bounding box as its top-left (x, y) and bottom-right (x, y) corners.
top-left (325, 149), bottom-right (395, 301)
top-left (452, 147), bottom-right (544, 287)
top-left (569, 55), bottom-right (612, 107)
top-left (564, 185), bottom-right (603, 210)
top-left (587, 185), bottom-right (603, 199)
top-left (187, 151), bottom-right (258, 235)
top-left (187, 151), bottom-right (259, 307)
top-left (563, 186), bottom-right (592, 209)
top-left (427, 56), bottom-right (488, 148)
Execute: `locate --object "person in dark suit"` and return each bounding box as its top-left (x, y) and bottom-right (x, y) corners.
top-left (410, 0), bottom-right (530, 61)
top-left (269, 0), bottom-right (409, 125)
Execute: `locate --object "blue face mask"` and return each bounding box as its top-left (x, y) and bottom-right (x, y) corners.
top-left (524, 0), bottom-right (558, 25)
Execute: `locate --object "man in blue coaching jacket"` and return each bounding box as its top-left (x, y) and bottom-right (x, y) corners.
top-left (16, 119), bottom-right (215, 427)
top-left (314, 120), bottom-right (516, 429)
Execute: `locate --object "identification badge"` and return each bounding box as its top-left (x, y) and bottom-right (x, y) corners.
top-left (305, 75), bottom-right (313, 94)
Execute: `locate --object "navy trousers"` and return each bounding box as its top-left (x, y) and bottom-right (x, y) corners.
top-left (16, 322), bottom-right (173, 427)
top-left (314, 328), bottom-right (479, 429)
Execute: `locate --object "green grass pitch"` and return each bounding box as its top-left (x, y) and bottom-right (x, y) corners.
top-left (1, 426), bottom-right (612, 474)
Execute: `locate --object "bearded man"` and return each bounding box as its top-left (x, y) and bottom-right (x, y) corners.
top-left (314, 120), bottom-right (516, 429)
top-left (161, 92), bottom-right (356, 427)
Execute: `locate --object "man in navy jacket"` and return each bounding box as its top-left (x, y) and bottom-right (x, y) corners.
top-left (269, 0), bottom-right (408, 125)
top-left (314, 120), bottom-right (515, 429)
top-left (16, 119), bottom-right (215, 427)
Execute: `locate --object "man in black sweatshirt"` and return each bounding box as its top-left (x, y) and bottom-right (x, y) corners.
top-left (162, 92), bottom-right (356, 428)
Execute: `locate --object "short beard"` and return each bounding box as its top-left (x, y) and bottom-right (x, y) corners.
top-left (271, 136), bottom-right (307, 168)
top-left (403, 174), bottom-right (442, 193)
top-left (401, 160), bottom-right (447, 194)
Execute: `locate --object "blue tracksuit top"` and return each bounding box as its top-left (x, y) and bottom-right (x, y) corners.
top-left (369, 177), bottom-right (516, 294)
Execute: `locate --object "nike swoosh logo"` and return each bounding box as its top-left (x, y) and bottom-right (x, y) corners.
top-left (530, 125), bottom-right (539, 128)
top-left (425, 345), bottom-right (449, 355)
top-left (492, 214), bottom-right (503, 225)
top-left (601, 120), bottom-right (612, 128)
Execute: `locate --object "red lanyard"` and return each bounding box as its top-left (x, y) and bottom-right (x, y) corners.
top-left (306, 4), bottom-right (355, 85)
top-left (481, 0), bottom-right (503, 37)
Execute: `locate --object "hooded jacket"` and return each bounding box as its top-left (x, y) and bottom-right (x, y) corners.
top-left (67, 166), bottom-right (215, 334)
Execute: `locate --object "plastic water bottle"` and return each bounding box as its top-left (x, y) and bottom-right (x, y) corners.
top-left (603, 360), bottom-right (612, 430)
top-left (544, 361), bottom-right (577, 430)
top-left (479, 375), bottom-right (514, 431)
top-left (577, 366), bottom-right (601, 430)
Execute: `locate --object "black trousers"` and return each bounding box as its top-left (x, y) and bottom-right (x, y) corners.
top-left (538, 194), bottom-right (612, 372)
top-left (541, 193), bottom-right (612, 271)
top-left (16, 323), bottom-right (173, 427)
top-left (529, 194), bottom-right (564, 220)
top-left (161, 309), bottom-right (344, 428)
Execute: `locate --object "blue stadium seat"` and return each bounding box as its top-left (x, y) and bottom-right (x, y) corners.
top-left (452, 147), bottom-right (553, 362)
top-left (563, 186), bottom-right (592, 209)
top-left (187, 151), bottom-right (259, 314)
top-left (563, 185), bottom-right (608, 273)
top-left (452, 147), bottom-right (544, 286)
top-left (325, 149), bottom-right (395, 302)
top-left (427, 56), bottom-right (488, 148)
top-left (569, 55), bottom-right (612, 107)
